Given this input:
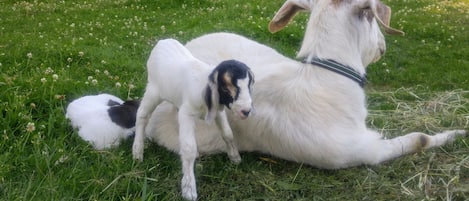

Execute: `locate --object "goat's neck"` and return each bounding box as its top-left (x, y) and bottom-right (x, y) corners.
top-left (298, 17), bottom-right (367, 75)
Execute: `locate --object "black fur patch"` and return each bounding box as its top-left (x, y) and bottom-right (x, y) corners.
top-left (210, 60), bottom-right (253, 108)
top-left (107, 99), bottom-right (121, 106)
top-left (204, 85), bottom-right (212, 111)
top-left (108, 100), bottom-right (140, 129)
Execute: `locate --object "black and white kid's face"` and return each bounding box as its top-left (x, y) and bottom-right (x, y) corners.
top-left (230, 72), bottom-right (254, 119)
top-left (215, 60), bottom-right (255, 120)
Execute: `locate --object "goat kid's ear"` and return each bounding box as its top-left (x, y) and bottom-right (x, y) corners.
top-left (204, 71), bottom-right (220, 123)
top-left (269, 0), bottom-right (311, 33)
top-left (372, 0), bottom-right (405, 35)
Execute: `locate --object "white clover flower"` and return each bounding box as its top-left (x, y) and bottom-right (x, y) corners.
top-left (115, 82), bottom-right (122, 88)
top-left (55, 94), bottom-right (65, 100)
top-left (26, 122), bottom-right (35, 132)
top-left (67, 57), bottom-right (73, 63)
top-left (104, 70), bottom-right (109, 75)
top-left (87, 76), bottom-right (93, 81)
top-left (41, 78), bottom-right (47, 83)
top-left (54, 155), bottom-right (69, 165)
top-left (128, 84), bottom-right (135, 89)
top-left (27, 52), bottom-right (33, 59)
top-left (45, 67), bottom-right (54, 74)
top-left (52, 74), bottom-right (58, 81)
top-left (91, 79), bottom-right (98, 85)
top-left (101, 60), bottom-right (106, 64)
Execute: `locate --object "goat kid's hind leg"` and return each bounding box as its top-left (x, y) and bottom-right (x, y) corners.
top-left (178, 109), bottom-right (199, 201)
top-left (132, 88), bottom-right (162, 161)
top-left (215, 110), bottom-right (241, 164)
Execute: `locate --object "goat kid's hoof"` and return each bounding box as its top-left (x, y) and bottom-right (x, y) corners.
top-left (132, 147), bottom-right (144, 161)
top-left (181, 186), bottom-right (198, 201)
top-left (229, 154), bottom-right (242, 165)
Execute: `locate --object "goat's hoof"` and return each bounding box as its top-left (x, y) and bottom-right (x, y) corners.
top-left (443, 129), bottom-right (467, 139)
top-left (453, 130), bottom-right (467, 137)
top-left (181, 182), bottom-right (197, 201)
top-left (132, 150), bottom-right (144, 161)
top-left (132, 155), bottom-right (143, 162)
top-left (229, 154), bottom-right (242, 165)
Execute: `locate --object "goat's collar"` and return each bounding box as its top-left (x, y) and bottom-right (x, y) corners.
top-left (302, 58), bottom-right (367, 87)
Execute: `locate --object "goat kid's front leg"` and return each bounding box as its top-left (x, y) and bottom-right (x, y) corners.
top-left (215, 110), bottom-right (241, 164)
top-left (132, 89), bottom-right (161, 161)
top-left (178, 109), bottom-right (199, 201)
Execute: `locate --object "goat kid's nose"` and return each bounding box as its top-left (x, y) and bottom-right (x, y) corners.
top-left (241, 109), bottom-right (251, 117)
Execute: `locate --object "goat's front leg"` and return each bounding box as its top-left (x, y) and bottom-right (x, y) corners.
top-left (178, 109), bottom-right (198, 201)
top-left (215, 110), bottom-right (241, 164)
top-left (132, 88), bottom-right (161, 161)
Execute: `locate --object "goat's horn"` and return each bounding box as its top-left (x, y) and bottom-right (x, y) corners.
top-left (374, 1), bottom-right (405, 36)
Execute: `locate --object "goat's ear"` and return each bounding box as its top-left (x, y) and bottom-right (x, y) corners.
top-left (269, 0), bottom-right (310, 33)
top-left (248, 69), bottom-right (255, 88)
top-left (373, 0), bottom-right (405, 35)
top-left (204, 71), bottom-right (219, 123)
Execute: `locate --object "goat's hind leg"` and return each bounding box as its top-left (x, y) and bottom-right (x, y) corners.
top-left (370, 129), bottom-right (466, 165)
top-left (132, 87), bottom-right (162, 161)
top-left (215, 110), bottom-right (241, 164)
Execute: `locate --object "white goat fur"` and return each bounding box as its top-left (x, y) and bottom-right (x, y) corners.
top-left (144, 0), bottom-right (466, 199)
top-left (133, 39), bottom-right (254, 200)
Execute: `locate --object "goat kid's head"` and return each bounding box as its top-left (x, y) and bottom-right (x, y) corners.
top-left (269, 0), bottom-right (404, 67)
top-left (107, 99), bottom-right (141, 129)
top-left (204, 60), bottom-right (255, 121)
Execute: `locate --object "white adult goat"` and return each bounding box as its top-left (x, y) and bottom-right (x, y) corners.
top-left (144, 0), bottom-right (466, 199)
top-left (132, 39), bottom-right (255, 200)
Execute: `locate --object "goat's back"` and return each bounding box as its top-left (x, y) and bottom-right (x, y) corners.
top-left (185, 33), bottom-right (298, 81)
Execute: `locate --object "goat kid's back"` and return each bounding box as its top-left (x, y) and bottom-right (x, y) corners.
top-left (147, 39), bottom-right (210, 107)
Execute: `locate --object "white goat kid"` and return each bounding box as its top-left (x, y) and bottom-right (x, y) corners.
top-left (146, 0), bottom-right (466, 173)
top-left (132, 39), bottom-right (254, 200)
top-left (66, 94), bottom-right (139, 150)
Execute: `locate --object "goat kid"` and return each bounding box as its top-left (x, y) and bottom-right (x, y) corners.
top-left (144, 0), bottom-right (466, 179)
top-left (132, 39), bottom-right (254, 200)
top-left (66, 94), bottom-right (140, 150)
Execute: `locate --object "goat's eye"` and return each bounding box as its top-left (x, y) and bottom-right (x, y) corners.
top-left (362, 6), bottom-right (371, 10)
top-left (358, 7), bottom-right (373, 21)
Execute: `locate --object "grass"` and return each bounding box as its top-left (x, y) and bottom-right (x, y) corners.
top-left (0, 0), bottom-right (468, 200)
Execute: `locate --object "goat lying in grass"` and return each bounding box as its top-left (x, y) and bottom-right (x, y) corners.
top-left (66, 94), bottom-right (140, 150)
top-left (144, 1), bottom-right (466, 199)
top-left (132, 38), bottom-right (255, 200)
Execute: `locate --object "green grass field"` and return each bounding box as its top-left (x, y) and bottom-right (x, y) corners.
top-left (1, 0), bottom-right (468, 200)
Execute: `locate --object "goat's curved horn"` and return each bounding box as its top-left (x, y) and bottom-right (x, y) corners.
top-left (374, 0), bottom-right (405, 35)
top-left (269, 0), bottom-right (310, 33)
